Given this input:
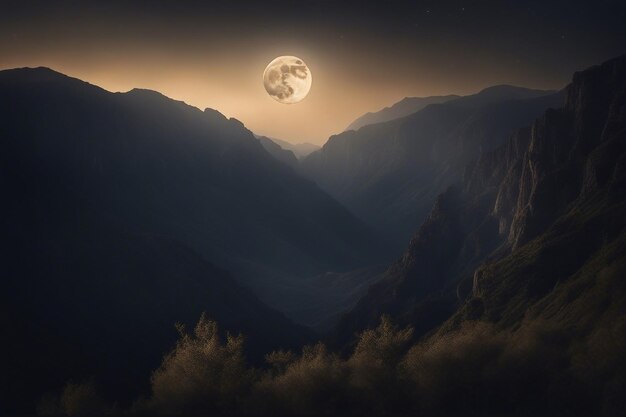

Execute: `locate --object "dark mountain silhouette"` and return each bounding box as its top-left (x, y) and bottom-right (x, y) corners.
top-left (256, 135), bottom-right (299, 168)
top-left (1, 230), bottom-right (312, 413)
top-left (333, 55), bottom-right (626, 356)
top-left (0, 67), bottom-right (387, 319)
top-left (345, 94), bottom-right (459, 131)
top-left (3, 55), bottom-right (625, 417)
top-left (0, 67), bottom-right (386, 413)
top-left (344, 86), bottom-right (553, 132)
top-left (261, 135), bottom-right (320, 159)
top-left (451, 84), bottom-right (556, 107)
top-left (301, 85), bottom-right (561, 250)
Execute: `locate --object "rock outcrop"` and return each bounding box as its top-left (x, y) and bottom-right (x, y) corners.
top-left (333, 55), bottom-right (626, 349)
top-left (302, 86), bottom-right (562, 249)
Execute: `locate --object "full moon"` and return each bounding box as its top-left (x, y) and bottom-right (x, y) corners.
top-left (263, 56), bottom-right (312, 104)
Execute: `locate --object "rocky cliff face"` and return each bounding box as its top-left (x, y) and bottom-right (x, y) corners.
top-left (302, 87), bottom-right (562, 250)
top-left (464, 55), bottom-right (626, 327)
top-left (333, 55), bottom-right (626, 348)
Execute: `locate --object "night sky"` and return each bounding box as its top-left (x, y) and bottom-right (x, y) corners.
top-left (2, 0), bottom-right (625, 144)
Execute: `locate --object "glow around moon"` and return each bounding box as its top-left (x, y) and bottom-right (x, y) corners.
top-left (263, 56), bottom-right (312, 104)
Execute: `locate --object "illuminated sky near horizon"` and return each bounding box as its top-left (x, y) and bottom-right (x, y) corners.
top-left (1, 0), bottom-right (625, 145)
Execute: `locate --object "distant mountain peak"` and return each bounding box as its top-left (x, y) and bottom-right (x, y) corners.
top-left (256, 135), bottom-right (320, 159)
top-left (124, 88), bottom-right (198, 112)
top-left (228, 117), bottom-right (245, 128)
top-left (476, 83), bottom-right (544, 93)
top-left (345, 94), bottom-right (460, 131)
top-left (1, 66), bottom-right (66, 78)
top-left (472, 84), bottom-right (557, 100)
top-left (126, 87), bottom-right (169, 98)
top-left (0, 66), bottom-right (95, 90)
top-left (344, 85), bottom-right (559, 133)
top-left (256, 135), bottom-right (299, 168)
top-left (203, 107), bottom-right (229, 122)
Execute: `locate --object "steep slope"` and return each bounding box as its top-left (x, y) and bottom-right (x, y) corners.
top-left (333, 55), bottom-right (626, 352)
top-left (302, 86), bottom-right (561, 249)
top-left (0, 230), bottom-right (312, 414)
top-left (0, 68), bottom-right (333, 414)
top-left (283, 265), bottom-right (387, 331)
top-left (345, 94), bottom-right (459, 131)
top-left (256, 135), bottom-right (299, 168)
top-left (0, 67), bottom-right (385, 316)
top-left (263, 136), bottom-right (320, 159)
top-left (452, 54), bottom-right (626, 328)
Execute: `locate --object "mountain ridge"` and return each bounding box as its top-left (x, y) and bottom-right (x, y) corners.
top-left (344, 94), bottom-right (460, 131)
top-left (343, 85), bottom-right (557, 132)
top-left (0, 65), bottom-right (388, 366)
top-left (302, 85), bottom-right (563, 250)
top-left (332, 55), bottom-right (626, 358)
top-left (256, 135), bottom-right (299, 168)
top-left (2, 66), bottom-right (337, 412)
top-left (259, 135), bottom-right (320, 159)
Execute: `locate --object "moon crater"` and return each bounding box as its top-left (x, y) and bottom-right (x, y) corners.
top-left (263, 56), bottom-right (312, 104)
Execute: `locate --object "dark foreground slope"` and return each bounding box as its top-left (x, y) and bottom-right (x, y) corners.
top-left (0, 68), bottom-right (385, 413)
top-left (0, 231), bottom-right (312, 413)
top-left (334, 55), bottom-right (626, 353)
top-left (0, 68), bottom-right (386, 316)
top-left (302, 85), bottom-right (561, 249)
